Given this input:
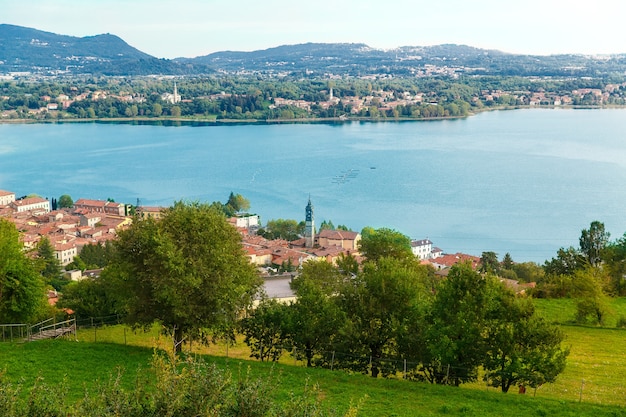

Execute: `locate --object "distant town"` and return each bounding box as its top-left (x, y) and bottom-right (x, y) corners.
top-left (0, 189), bottom-right (506, 296)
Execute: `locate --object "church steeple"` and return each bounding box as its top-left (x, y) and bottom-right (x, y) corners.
top-left (305, 196), bottom-right (315, 248)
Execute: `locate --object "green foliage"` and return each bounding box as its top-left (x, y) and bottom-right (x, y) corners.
top-left (424, 263), bottom-right (492, 385)
top-left (603, 232), bottom-right (626, 295)
top-left (36, 236), bottom-right (63, 288)
top-left (501, 252), bottom-right (514, 270)
top-left (334, 257), bottom-right (432, 378)
top-left (358, 227), bottom-right (412, 262)
top-left (0, 219), bottom-right (46, 323)
top-left (0, 345), bottom-right (351, 417)
top-left (106, 201), bottom-right (261, 351)
top-left (58, 194), bottom-right (74, 208)
top-left (543, 246), bottom-right (586, 277)
top-left (287, 260), bottom-right (347, 367)
top-left (579, 221), bottom-right (610, 267)
top-left (77, 242), bottom-right (115, 269)
top-left (57, 279), bottom-right (118, 319)
top-left (479, 251), bottom-right (499, 274)
top-left (241, 298), bottom-right (289, 362)
top-left (424, 263), bottom-right (568, 390)
top-left (260, 218), bottom-right (303, 241)
top-left (511, 261), bottom-right (544, 283)
top-left (319, 220), bottom-right (335, 231)
top-left (225, 191), bottom-right (251, 216)
top-left (482, 292), bottom-right (569, 392)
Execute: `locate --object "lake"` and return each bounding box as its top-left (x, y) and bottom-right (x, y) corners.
top-left (1, 108), bottom-right (626, 264)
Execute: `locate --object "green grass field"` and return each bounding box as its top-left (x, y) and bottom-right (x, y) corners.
top-left (1, 339), bottom-right (625, 417)
top-left (2, 297), bottom-right (626, 415)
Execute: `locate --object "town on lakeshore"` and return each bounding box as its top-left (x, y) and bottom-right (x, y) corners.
top-left (1, 189), bottom-right (534, 301)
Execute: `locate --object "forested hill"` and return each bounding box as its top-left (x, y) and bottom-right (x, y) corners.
top-left (184, 43), bottom-right (626, 78)
top-left (0, 24), bottom-right (202, 76)
top-left (2, 24), bottom-right (626, 78)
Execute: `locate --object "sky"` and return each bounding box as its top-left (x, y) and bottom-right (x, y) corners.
top-left (3, 0), bottom-right (626, 59)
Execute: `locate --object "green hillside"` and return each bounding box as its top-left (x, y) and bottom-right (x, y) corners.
top-left (1, 336), bottom-right (624, 416)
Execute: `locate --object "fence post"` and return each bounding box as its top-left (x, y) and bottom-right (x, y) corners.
top-left (579, 379), bottom-right (585, 403)
top-left (404, 359), bottom-right (407, 379)
top-left (124, 327), bottom-right (127, 345)
top-left (294, 347), bottom-right (297, 366)
top-left (331, 351), bottom-right (335, 371)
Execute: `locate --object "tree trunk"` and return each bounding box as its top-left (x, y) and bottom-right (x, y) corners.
top-left (174, 326), bottom-right (184, 354)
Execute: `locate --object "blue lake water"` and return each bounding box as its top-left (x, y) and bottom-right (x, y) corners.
top-left (1, 108), bottom-right (626, 263)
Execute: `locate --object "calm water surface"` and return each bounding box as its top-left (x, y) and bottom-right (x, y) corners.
top-left (2, 108), bottom-right (626, 263)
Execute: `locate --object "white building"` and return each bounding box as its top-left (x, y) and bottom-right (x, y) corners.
top-left (10, 197), bottom-right (50, 214)
top-left (0, 190), bottom-right (16, 206)
top-left (233, 213), bottom-right (260, 229)
top-left (411, 238), bottom-right (433, 260)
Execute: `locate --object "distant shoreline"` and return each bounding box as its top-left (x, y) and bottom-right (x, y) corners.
top-left (0, 105), bottom-right (617, 126)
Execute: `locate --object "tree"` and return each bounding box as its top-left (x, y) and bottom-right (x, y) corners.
top-left (105, 201), bottom-right (261, 352)
top-left (335, 257), bottom-right (431, 377)
top-left (358, 227), bottom-right (412, 262)
top-left (35, 237), bottom-right (63, 289)
top-left (78, 242), bottom-right (115, 269)
top-left (58, 194), bottom-right (74, 209)
top-left (479, 251), bottom-right (499, 274)
top-left (424, 262), bottom-right (493, 386)
top-left (482, 286), bottom-right (569, 392)
top-left (170, 106), bottom-right (181, 117)
top-left (0, 219), bottom-right (46, 323)
top-left (579, 221), bottom-right (610, 267)
top-left (152, 103), bottom-right (163, 117)
top-left (57, 278), bottom-right (117, 319)
top-left (501, 253), bottom-right (514, 270)
top-left (571, 266), bottom-right (611, 325)
top-left (225, 192), bottom-right (250, 215)
top-left (240, 298), bottom-right (288, 362)
top-left (260, 219), bottom-right (302, 241)
top-left (604, 233), bottom-right (626, 295)
top-left (319, 220), bottom-right (335, 231)
top-left (544, 246), bottom-right (586, 276)
top-left (286, 260), bottom-right (346, 367)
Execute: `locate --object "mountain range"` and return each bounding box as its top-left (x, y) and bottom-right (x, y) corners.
top-left (2, 24), bottom-right (626, 78)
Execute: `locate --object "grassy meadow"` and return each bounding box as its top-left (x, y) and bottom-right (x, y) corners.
top-left (1, 297), bottom-right (626, 415)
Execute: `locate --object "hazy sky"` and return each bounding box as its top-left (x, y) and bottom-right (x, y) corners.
top-left (3, 0), bottom-right (625, 59)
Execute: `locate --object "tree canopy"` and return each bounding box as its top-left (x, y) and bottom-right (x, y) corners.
top-left (358, 227), bottom-right (413, 262)
top-left (104, 201), bottom-right (261, 351)
top-left (0, 219), bottom-right (46, 323)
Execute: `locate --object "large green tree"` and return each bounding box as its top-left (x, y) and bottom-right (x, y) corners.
top-left (334, 257), bottom-right (431, 377)
top-left (424, 262), bottom-right (495, 386)
top-left (240, 298), bottom-right (289, 362)
top-left (105, 201), bottom-right (261, 352)
top-left (286, 260), bottom-right (346, 367)
top-left (0, 219), bottom-right (46, 323)
top-left (482, 286), bottom-right (569, 392)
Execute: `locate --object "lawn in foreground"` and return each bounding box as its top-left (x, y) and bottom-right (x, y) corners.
top-left (1, 339), bottom-right (625, 417)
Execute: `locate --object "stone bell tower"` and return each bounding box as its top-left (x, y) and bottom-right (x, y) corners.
top-left (305, 196), bottom-right (315, 248)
